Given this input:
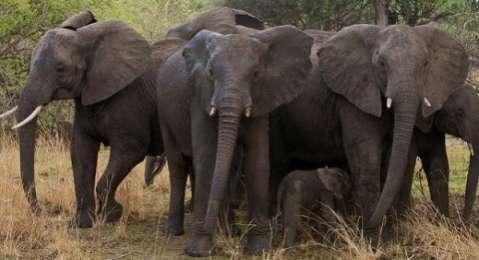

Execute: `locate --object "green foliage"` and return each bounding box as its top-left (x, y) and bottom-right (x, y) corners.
top-left (222, 0), bottom-right (375, 30)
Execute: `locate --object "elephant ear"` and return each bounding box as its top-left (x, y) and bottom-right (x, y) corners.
top-left (415, 25), bottom-right (469, 118)
top-left (251, 25), bottom-right (313, 116)
top-left (318, 25), bottom-right (382, 117)
top-left (317, 169), bottom-right (345, 199)
top-left (182, 30), bottom-right (223, 114)
top-left (78, 21), bottom-right (151, 105)
top-left (60, 11), bottom-right (97, 30)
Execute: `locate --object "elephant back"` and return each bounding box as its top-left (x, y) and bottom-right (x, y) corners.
top-left (151, 37), bottom-right (186, 67)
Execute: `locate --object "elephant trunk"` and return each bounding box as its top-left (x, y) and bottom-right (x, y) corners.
top-left (463, 141), bottom-right (479, 220)
top-left (204, 96), bottom-right (242, 233)
top-left (369, 89), bottom-right (418, 227)
top-left (16, 95), bottom-right (40, 211)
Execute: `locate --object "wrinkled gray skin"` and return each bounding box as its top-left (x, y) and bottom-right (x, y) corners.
top-left (276, 168), bottom-right (350, 248)
top-left (270, 24), bottom-right (469, 238)
top-left (397, 85), bottom-right (479, 220)
top-left (159, 24), bottom-right (313, 256)
top-left (10, 11), bottom-right (169, 228)
top-left (166, 7), bottom-right (264, 40)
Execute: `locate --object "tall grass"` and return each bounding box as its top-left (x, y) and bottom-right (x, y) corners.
top-left (0, 134), bottom-right (477, 259)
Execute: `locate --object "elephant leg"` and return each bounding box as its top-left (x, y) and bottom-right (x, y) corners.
top-left (339, 103), bottom-right (382, 236)
top-left (420, 133), bottom-right (449, 216)
top-left (160, 128), bottom-right (189, 235)
top-left (244, 117), bottom-right (271, 255)
top-left (96, 140), bottom-right (146, 224)
top-left (282, 188), bottom-right (301, 249)
top-left (319, 194), bottom-right (337, 243)
top-left (186, 108), bottom-right (218, 257)
top-left (70, 126), bottom-right (100, 228)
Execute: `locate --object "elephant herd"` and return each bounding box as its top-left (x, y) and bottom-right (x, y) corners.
top-left (1, 7), bottom-right (477, 257)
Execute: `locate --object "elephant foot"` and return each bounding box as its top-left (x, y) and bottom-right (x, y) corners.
top-left (99, 200), bottom-right (123, 223)
top-left (244, 230), bottom-right (271, 255)
top-left (70, 209), bottom-right (94, 228)
top-left (185, 230), bottom-right (215, 257)
top-left (228, 223), bottom-right (241, 237)
top-left (161, 223), bottom-right (185, 236)
top-left (364, 225), bottom-right (382, 248)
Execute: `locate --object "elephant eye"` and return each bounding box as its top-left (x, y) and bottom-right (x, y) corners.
top-left (424, 60), bottom-right (429, 67)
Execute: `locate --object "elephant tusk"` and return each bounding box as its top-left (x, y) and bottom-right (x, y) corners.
top-left (11, 106), bottom-right (43, 130)
top-left (0, 106), bottom-right (18, 119)
top-left (209, 106), bottom-right (216, 117)
top-left (424, 97), bottom-right (432, 107)
top-left (245, 107), bottom-right (251, 118)
top-left (386, 98), bottom-right (392, 109)
top-left (468, 142), bottom-right (475, 157)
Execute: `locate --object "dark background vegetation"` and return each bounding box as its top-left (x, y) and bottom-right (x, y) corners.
top-left (1, 0), bottom-right (478, 134)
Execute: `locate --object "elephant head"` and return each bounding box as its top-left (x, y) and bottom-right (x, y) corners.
top-left (3, 11), bottom-right (151, 209)
top-left (317, 24), bottom-right (469, 227)
top-left (166, 7), bottom-right (264, 40)
top-left (318, 168), bottom-right (351, 200)
top-left (434, 85), bottom-right (479, 221)
top-left (182, 25), bottom-right (313, 231)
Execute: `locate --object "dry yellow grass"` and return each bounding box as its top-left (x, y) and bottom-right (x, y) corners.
top-left (0, 134), bottom-right (478, 259)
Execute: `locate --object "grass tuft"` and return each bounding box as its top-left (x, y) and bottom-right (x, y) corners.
top-left (0, 134), bottom-right (477, 259)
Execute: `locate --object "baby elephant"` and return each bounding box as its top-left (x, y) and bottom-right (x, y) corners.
top-left (276, 167), bottom-right (350, 248)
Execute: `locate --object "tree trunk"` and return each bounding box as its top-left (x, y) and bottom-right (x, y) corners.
top-left (374, 0), bottom-right (389, 26)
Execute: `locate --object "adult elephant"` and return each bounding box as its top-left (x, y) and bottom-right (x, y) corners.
top-left (270, 24), bottom-right (468, 234)
top-left (319, 24), bottom-right (469, 228)
top-left (158, 25), bottom-right (313, 256)
top-left (2, 8), bottom-right (265, 233)
top-left (166, 7), bottom-right (264, 40)
top-left (1, 11), bottom-right (167, 227)
top-left (401, 84), bottom-right (479, 220)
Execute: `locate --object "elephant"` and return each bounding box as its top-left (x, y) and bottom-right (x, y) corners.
top-left (166, 7), bottom-right (264, 40)
top-left (276, 167), bottom-right (350, 248)
top-left (433, 85), bottom-right (479, 220)
top-left (1, 11), bottom-right (169, 228)
top-left (158, 24), bottom-right (314, 256)
top-left (397, 84), bottom-right (479, 220)
top-left (268, 23), bottom-right (469, 238)
top-left (1, 8), bottom-right (265, 234)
